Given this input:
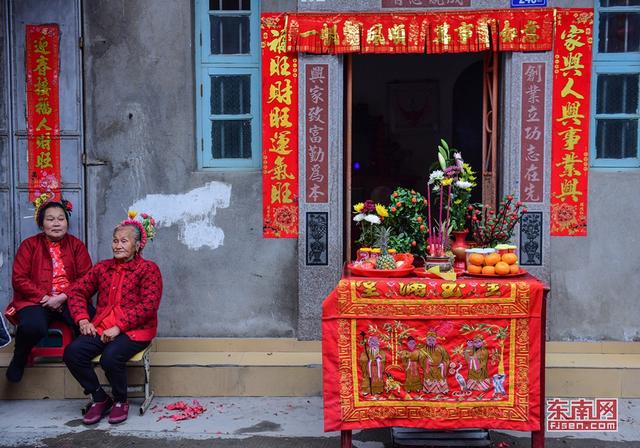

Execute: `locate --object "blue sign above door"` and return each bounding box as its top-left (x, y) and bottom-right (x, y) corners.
top-left (511, 0), bottom-right (547, 7)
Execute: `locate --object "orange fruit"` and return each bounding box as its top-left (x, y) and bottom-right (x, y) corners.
top-left (509, 264), bottom-right (520, 274)
top-left (468, 253), bottom-right (485, 266)
top-left (482, 265), bottom-right (495, 275)
top-left (502, 253), bottom-right (518, 265)
top-left (484, 253), bottom-right (501, 266)
top-left (495, 261), bottom-right (510, 276)
top-left (467, 264), bottom-right (483, 274)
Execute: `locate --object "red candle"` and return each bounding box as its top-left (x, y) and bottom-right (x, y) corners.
top-left (438, 185), bottom-right (443, 246)
top-left (427, 183), bottom-right (433, 247)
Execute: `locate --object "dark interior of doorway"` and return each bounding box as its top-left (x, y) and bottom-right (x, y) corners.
top-left (349, 53), bottom-right (485, 257)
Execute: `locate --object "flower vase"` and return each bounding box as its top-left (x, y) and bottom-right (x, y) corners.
top-left (450, 230), bottom-right (469, 271)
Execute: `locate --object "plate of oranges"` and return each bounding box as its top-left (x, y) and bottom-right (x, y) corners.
top-left (465, 250), bottom-right (526, 277)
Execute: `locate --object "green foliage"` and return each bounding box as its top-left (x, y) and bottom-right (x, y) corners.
top-left (384, 187), bottom-right (428, 257)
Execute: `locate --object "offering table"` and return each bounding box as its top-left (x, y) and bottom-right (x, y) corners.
top-left (322, 269), bottom-right (548, 448)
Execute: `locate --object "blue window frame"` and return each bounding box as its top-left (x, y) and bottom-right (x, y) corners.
top-left (591, 1), bottom-right (640, 168)
top-left (195, 0), bottom-right (261, 169)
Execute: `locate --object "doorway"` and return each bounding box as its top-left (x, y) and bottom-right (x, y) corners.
top-left (345, 53), bottom-right (486, 259)
top-left (0, 0), bottom-right (86, 308)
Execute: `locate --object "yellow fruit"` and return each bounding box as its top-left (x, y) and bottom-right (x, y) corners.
top-left (495, 261), bottom-right (510, 276)
top-left (468, 253), bottom-right (485, 266)
top-left (484, 252), bottom-right (501, 266)
top-left (502, 253), bottom-right (518, 265)
top-left (467, 264), bottom-right (483, 274)
top-left (482, 265), bottom-right (495, 275)
top-left (509, 264), bottom-right (520, 274)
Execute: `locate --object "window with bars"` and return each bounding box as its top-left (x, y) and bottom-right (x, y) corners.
top-left (591, 0), bottom-right (640, 167)
top-left (196, 0), bottom-right (260, 169)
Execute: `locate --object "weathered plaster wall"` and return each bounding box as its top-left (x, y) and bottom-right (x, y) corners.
top-left (548, 170), bottom-right (640, 341)
top-left (82, 0), bottom-right (297, 337)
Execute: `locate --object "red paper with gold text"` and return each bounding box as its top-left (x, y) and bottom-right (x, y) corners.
top-left (262, 14), bottom-right (299, 238)
top-left (26, 24), bottom-right (61, 201)
top-left (285, 9), bottom-right (554, 54)
top-left (322, 275), bottom-right (544, 432)
top-left (550, 9), bottom-right (593, 236)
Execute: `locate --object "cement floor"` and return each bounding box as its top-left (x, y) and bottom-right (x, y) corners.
top-left (0, 397), bottom-right (638, 447)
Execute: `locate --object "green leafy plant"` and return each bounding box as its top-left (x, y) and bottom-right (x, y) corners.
top-left (385, 187), bottom-right (429, 257)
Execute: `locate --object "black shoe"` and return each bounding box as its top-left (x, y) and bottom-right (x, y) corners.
top-left (5, 357), bottom-right (26, 383)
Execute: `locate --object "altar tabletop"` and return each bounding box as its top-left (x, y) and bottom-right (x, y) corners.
top-left (322, 271), bottom-right (546, 433)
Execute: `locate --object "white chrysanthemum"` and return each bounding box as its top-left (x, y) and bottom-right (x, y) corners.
top-left (353, 213), bottom-right (365, 222)
top-left (429, 170), bottom-right (444, 184)
top-left (456, 180), bottom-right (473, 189)
top-left (364, 214), bottom-right (381, 224)
top-left (432, 185), bottom-right (440, 192)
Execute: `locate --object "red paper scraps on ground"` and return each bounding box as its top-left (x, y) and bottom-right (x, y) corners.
top-left (158, 400), bottom-right (207, 421)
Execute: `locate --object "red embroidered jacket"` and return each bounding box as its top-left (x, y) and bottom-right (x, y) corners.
top-left (68, 255), bottom-right (163, 341)
top-left (11, 233), bottom-right (92, 312)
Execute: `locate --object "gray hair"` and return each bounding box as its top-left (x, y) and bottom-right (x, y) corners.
top-left (113, 223), bottom-right (142, 242)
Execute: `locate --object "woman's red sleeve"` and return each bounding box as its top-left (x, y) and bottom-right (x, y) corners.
top-left (11, 239), bottom-right (47, 304)
top-left (67, 265), bottom-right (100, 323)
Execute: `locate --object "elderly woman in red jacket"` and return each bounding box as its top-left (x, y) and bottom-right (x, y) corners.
top-left (6, 198), bottom-right (92, 383)
top-left (64, 213), bottom-right (162, 425)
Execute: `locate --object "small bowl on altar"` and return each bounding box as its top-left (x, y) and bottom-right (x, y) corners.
top-left (424, 255), bottom-right (454, 272)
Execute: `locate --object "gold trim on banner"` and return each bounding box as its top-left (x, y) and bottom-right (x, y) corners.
top-left (339, 317), bottom-right (532, 423)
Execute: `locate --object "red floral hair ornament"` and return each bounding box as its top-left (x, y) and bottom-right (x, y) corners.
top-left (33, 192), bottom-right (73, 224)
top-left (120, 210), bottom-right (157, 250)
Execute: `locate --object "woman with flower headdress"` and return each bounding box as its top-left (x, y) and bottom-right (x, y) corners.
top-left (63, 211), bottom-right (162, 425)
top-left (5, 195), bottom-right (92, 383)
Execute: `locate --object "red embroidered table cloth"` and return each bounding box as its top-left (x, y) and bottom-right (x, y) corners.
top-left (322, 273), bottom-right (545, 432)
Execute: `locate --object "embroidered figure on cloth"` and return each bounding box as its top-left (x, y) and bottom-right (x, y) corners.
top-left (464, 334), bottom-right (491, 392)
top-left (420, 330), bottom-right (450, 394)
top-left (359, 336), bottom-right (386, 396)
top-left (399, 336), bottom-right (421, 393)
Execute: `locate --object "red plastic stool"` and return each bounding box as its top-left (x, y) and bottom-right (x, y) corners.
top-left (27, 321), bottom-right (73, 365)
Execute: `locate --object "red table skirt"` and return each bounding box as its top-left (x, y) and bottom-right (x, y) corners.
top-left (322, 274), bottom-right (545, 432)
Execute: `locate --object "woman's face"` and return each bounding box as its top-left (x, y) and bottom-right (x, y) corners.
top-left (42, 207), bottom-right (68, 241)
top-left (112, 227), bottom-right (140, 261)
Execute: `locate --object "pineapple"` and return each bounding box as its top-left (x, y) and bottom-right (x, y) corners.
top-left (375, 227), bottom-right (397, 270)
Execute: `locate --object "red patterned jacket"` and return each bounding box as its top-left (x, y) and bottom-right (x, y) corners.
top-left (68, 255), bottom-right (163, 341)
top-left (11, 233), bottom-right (92, 312)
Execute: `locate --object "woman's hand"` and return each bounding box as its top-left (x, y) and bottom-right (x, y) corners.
top-left (101, 326), bottom-right (121, 343)
top-left (40, 293), bottom-right (67, 311)
top-left (78, 319), bottom-right (97, 336)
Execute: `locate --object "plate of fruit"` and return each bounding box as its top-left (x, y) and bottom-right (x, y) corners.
top-left (464, 250), bottom-right (527, 277)
top-left (349, 260), bottom-right (415, 278)
top-left (349, 229), bottom-right (414, 277)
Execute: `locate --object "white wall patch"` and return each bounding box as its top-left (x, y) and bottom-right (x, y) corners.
top-left (129, 182), bottom-right (231, 250)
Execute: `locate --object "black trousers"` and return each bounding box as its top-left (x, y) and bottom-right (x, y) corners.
top-left (63, 333), bottom-right (149, 402)
top-left (12, 305), bottom-right (77, 364)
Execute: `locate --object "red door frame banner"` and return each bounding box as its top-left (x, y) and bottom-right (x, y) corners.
top-left (261, 9), bottom-right (593, 238)
top-left (262, 14), bottom-right (299, 238)
top-left (26, 24), bottom-right (61, 202)
top-left (550, 9), bottom-right (593, 236)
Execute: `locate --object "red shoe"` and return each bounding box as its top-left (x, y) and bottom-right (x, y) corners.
top-left (83, 397), bottom-right (113, 425)
top-left (108, 401), bottom-right (129, 424)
